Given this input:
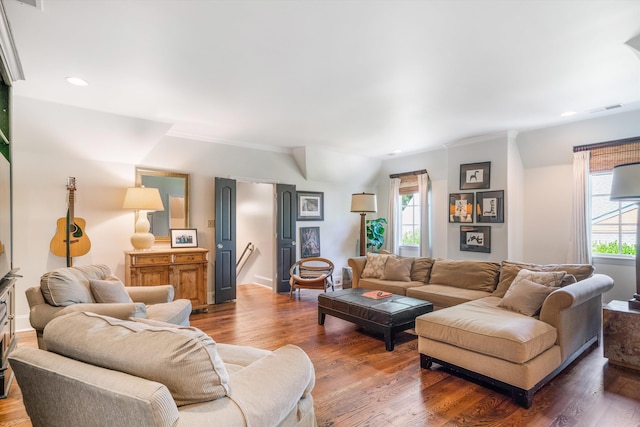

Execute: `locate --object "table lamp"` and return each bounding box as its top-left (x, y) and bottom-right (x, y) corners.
top-left (610, 161), bottom-right (640, 310)
top-left (123, 187), bottom-right (164, 250)
top-left (351, 192), bottom-right (377, 256)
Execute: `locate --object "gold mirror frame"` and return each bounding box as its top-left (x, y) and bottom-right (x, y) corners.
top-left (135, 168), bottom-right (190, 241)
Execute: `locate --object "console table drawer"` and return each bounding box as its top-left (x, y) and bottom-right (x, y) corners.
top-left (131, 254), bottom-right (172, 265)
top-left (175, 253), bottom-right (206, 263)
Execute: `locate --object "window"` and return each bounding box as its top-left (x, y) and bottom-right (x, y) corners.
top-left (400, 193), bottom-right (420, 245)
top-left (591, 172), bottom-right (637, 256)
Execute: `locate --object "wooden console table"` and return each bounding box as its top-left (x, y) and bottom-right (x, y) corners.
top-left (124, 248), bottom-right (209, 311)
top-left (603, 300), bottom-right (640, 370)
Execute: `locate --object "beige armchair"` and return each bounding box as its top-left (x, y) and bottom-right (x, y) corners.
top-left (26, 264), bottom-right (192, 349)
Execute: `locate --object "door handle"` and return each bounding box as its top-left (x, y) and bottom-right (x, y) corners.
top-left (217, 244), bottom-right (223, 249)
top-left (292, 241), bottom-right (296, 246)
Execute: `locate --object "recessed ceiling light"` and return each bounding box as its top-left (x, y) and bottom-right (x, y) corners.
top-left (561, 111), bottom-right (577, 117)
top-left (65, 76), bottom-right (88, 86)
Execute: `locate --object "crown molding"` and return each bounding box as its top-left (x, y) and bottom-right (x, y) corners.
top-left (0, 0), bottom-right (24, 85)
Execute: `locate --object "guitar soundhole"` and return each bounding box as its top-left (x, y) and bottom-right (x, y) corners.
top-left (69, 223), bottom-right (83, 238)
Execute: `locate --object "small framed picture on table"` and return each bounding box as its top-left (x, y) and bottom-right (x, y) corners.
top-left (170, 228), bottom-right (198, 248)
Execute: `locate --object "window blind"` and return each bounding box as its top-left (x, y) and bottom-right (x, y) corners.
top-left (390, 169), bottom-right (427, 195)
top-left (574, 136), bottom-right (640, 173)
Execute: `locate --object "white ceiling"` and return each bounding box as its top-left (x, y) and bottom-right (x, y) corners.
top-left (4, 0), bottom-right (640, 158)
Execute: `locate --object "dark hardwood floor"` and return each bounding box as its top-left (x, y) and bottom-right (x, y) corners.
top-left (2, 284), bottom-right (640, 426)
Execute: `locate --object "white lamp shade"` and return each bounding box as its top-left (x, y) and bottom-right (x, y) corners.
top-left (610, 162), bottom-right (640, 201)
top-left (122, 187), bottom-right (165, 211)
top-left (351, 193), bottom-right (377, 213)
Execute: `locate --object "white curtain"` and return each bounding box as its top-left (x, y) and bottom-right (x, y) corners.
top-left (387, 178), bottom-right (401, 254)
top-left (418, 173), bottom-right (431, 257)
top-left (569, 151), bottom-right (592, 264)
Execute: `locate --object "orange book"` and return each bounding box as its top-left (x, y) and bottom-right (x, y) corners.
top-left (363, 290), bottom-right (393, 299)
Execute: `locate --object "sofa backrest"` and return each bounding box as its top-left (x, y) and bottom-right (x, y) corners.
top-left (40, 264), bottom-right (115, 306)
top-left (428, 259), bottom-right (501, 292)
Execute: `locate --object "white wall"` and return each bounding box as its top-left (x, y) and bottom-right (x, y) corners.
top-left (12, 95), bottom-right (640, 331)
top-left (11, 97), bottom-right (379, 331)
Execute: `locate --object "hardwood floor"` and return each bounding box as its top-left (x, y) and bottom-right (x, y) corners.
top-left (2, 284), bottom-right (640, 426)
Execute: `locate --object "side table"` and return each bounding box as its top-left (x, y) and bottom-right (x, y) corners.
top-left (603, 300), bottom-right (640, 370)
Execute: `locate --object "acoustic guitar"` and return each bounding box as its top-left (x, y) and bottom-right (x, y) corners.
top-left (50, 177), bottom-right (91, 265)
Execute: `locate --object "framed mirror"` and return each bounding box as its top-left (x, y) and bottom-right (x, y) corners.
top-left (135, 168), bottom-right (190, 241)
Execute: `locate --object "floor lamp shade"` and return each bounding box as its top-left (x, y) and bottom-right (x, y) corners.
top-left (123, 187), bottom-right (165, 250)
top-left (351, 193), bottom-right (377, 256)
top-left (610, 162), bottom-right (640, 310)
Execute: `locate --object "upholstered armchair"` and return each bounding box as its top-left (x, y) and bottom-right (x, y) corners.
top-left (26, 264), bottom-right (192, 349)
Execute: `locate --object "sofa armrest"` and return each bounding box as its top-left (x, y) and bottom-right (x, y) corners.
top-left (9, 347), bottom-right (179, 427)
top-left (347, 257), bottom-right (367, 288)
top-left (227, 344), bottom-right (315, 427)
top-left (539, 273), bottom-right (614, 360)
top-left (126, 285), bottom-right (175, 304)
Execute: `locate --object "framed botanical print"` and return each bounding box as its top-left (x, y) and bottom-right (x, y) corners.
top-left (460, 162), bottom-right (491, 190)
top-left (449, 193), bottom-right (475, 223)
top-left (300, 226), bottom-right (321, 258)
top-left (476, 190), bottom-right (504, 223)
top-left (297, 191), bottom-right (324, 221)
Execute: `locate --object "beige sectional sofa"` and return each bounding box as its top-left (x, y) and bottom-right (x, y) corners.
top-left (348, 253), bottom-right (614, 407)
top-left (10, 312), bottom-right (317, 427)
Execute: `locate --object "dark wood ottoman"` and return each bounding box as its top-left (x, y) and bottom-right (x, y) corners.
top-left (318, 288), bottom-right (433, 351)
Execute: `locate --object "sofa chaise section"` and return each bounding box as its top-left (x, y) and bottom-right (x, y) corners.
top-left (416, 273), bottom-right (614, 408)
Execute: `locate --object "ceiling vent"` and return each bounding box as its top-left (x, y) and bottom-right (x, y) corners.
top-left (588, 104), bottom-right (623, 114)
top-left (15, 0), bottom-right (43, 10)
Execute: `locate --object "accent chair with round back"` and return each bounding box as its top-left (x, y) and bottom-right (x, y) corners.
top-left (289, 257), bottom-right (334, 298)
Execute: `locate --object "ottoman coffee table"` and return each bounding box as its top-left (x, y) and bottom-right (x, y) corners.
top-left (318, 288), bottom-right (433, 351)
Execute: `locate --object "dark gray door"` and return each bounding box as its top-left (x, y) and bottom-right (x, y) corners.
top-left (276, 184), bottom-right (296, 293)
top-left (214, 177), bottom-right (236, 303)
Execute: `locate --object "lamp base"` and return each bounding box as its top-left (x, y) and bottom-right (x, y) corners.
top-left (130, 232), bottom-right (155, 250)
top-left (629, 295), bottom-right (640, 311)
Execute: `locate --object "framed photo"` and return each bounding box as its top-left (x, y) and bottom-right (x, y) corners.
top-left (460, 162), bottom-right (491, 190)
top-left (476, 190), bottom-right (504, 223)
top-left (170, 228), bottom-right (198, 248)
top-left (297, 191), bottom-right (324, 221)
top-left (460, 226), bottom-right (491, 253)
top-left (449, 193), bottom-right (475, 223)
top-left (300, 226), bottom-right (321, 258)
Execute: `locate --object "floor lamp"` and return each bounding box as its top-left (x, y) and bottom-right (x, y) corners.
top-left (351, 193), bottom-right (377, 256)
top-left (122, 187), bottom-right (165, 250)
top-left (610, 162), bottom-right (640, 310)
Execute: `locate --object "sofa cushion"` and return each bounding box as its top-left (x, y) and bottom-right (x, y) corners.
top-left (44, 312), bottom-right (229, 406)
top-left (40, 264), bottom-right (118, 307)
top-left (357, 278), bottom-right (423, 296)
top-left (361, 253), bottom-right (390, 278)
top-left (415, 297), bottom-right (558, 364)
top-left (411, 257), bottom-right (434, 283)
top-left (493, 260), bottom-right (594, 297)
top-left (90, 279), bottom-right (133, 303)
top-left (498, 278), bottom-right (559, 316)
top-left (428, 259), bottom-right (500, 292)
top-left (381, 256), bottom-right (413, 281)
top-left (407, 284), bottom-right (492, 309)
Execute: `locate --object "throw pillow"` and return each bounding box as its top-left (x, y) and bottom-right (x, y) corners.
top-left (498, 278), bottom-right (559, 316)
top-left (44, 312), bottom-right (230, 406)
top-left (90, 279), bottom-right (133, 303)
top-left (361, 253), bottom-right (390, 278)
top-left (40, 267), bottom-right (94, 306)
top-left (493, 260), bottom-right (594, 297)
top-left (381, 256), bottom-right (413, 281)
top-left (512, 268), bottom-right (566, 288)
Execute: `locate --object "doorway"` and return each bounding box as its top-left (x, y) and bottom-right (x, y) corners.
top-left (236, 182), bottom-right (275, 288)
top-left (214, 179), bottom-right (297, 303)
